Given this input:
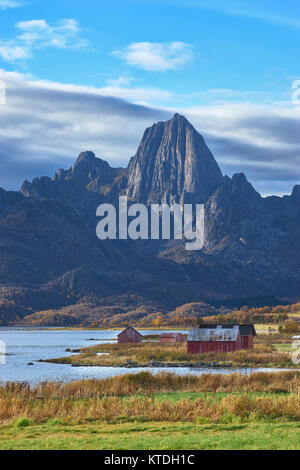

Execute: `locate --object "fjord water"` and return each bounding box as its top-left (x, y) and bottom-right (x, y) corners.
top-left (0, 328), bottom-right (291, 384)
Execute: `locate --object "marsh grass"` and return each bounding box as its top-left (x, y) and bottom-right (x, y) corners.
top-left (0, 372), bottom-right (300, 426)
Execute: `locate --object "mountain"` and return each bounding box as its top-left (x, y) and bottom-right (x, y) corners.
top-left (127, 113), bottom-right (223, 204)
top-left (21, 151), bottom-right (126, 226)
top-left (0, 114), bottom-right (299, 325)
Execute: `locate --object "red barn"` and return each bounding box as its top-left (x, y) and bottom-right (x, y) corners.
top-left (239, 324), bottom-right (256, 349)
top-left (117, 326), bottom-right (143, 344)
top-left (159, 332), bottom-right (185, 343)
top-left (187, 324), bottom-right (256, 354)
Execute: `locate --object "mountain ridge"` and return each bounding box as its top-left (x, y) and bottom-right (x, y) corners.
top-left (0, 113), bottom-right (299, 325)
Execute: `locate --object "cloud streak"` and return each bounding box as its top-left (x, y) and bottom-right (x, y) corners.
top-left (0, 69), bottom-right (169, 190)
top-left (169, 0), bottom-right (300, 30)
top-left (184, 103), bottom-right (300, 195)
top-left (112, 41), bottom-right (193, 71)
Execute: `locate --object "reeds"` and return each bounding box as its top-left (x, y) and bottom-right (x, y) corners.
top-left (2, 370), bottom-right (300, 399)
top-left (0, 392), bottom-right (299, 425)
top-left (0, 371), bottom-right (300, 425)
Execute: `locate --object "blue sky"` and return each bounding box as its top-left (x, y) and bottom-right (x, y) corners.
top-left (0, 0), bottom-right (300, 195)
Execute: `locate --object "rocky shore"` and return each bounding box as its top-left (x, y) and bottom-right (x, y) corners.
top-left (70, 359), bottom-right (233, 368)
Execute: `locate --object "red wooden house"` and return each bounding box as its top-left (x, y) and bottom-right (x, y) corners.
top-left (117, 326), bottom-right (143, 344)
top-left (187, 324), bottom-right (256, 354)
top-left (159, 332), bottom-right (185, 343)
top-left (238, 324), bottom-right (256, 349)
top-left (187, 326), bottom-right (241, 354)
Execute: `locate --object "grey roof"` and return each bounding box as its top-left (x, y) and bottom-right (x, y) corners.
top-left (160, 332), bottom-right (183, 338)
top-left (198, 324), bottom-right (256, 337)
top-left (188, 326), bottom-right (240, 342)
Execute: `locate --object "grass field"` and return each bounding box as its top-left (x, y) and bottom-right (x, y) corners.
top-left (0, 421), bottom-right (299, 450)
top-left (272, 343), bottom-right (294, 352)
top-left (0, 372), bottom-right (300, 449)
top-left (253, 324), bottom-right (279, 332)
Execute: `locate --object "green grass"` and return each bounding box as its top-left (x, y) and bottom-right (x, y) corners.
top-left (272, 343), bottom-right (294, 352)
top-left (0, 421), bottom-right (299, 450)
top-left (255, 324), bottom-right (279, 332)
top-left (152, 390), bottom-right (291, 403)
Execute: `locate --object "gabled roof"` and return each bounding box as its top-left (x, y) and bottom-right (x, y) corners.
top-left (159, 332), bottom-right (183, 338)
top-left (117, 326), bottom-right (143, 337)
top-left (198, 324), bottom-right (256, 337)
top-left (238, 324), bottom-right (256, 336)
top-left (188, 326), bottom-right (240, 342)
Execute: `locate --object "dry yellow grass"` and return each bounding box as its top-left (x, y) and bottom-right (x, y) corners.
top-left (2, 370), bottom-right (300, 397)
top-left (0, 371), bottom-right (300, 425)
top-left (0, 389), bottom-right (299, 425)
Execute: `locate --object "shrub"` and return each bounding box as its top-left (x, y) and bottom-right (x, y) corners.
top-left (15, 417), bottom-right (31, 428)
top-left (46, 418), bottom-right (63, 426)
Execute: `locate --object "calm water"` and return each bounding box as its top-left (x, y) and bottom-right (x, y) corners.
top-left (0, 328), bottom-right (293, 384)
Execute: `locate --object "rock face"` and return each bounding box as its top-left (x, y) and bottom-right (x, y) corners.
top-left (20, 151), bottom-right (126, 228)
top-left (0, 188), bottom-right (24, 219)
top-left (205, 172), bottom-right (300, 262)
top-left (127, 114), bottom-right (223, 204)
top-left (21, 151), bottom-right (122, 200)
top-left (0, 113), bottom-right (299, 324)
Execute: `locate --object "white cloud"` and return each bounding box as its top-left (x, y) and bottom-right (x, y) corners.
top-left (0, 18), bottom-right (89, 62)
top-left (112, 41), bottom-right (193, 71)
top-left (0, 69), bottom-right (168, 190)
top-left (0, 0), bottom-right (22, 9)
top-left (16, 20), bottom-right (49, 31)
top-left (0, 43), bottom-right (29, 61)
top-left (106, 76), bottom-right (136, 87)
top-left (181, 102), bottom-right (300, 195)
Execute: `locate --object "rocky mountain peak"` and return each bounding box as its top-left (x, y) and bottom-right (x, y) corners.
top-left (72, 151), bottom-right (112, 175)
top-left (230, 173), bottom-right (261, 204)
top-left (126, 113), bottom-right (223, 204)
top-left (73, 151), bottom-right (97, 170)
top-left (21, 150), bottom-right (123, 203)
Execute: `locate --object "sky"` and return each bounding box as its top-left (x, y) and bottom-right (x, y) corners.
top-left (0, 0), bottom-right (299, 195)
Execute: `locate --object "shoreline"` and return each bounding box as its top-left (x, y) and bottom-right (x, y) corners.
top-left (43, 358), bottom-right (300, 370)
